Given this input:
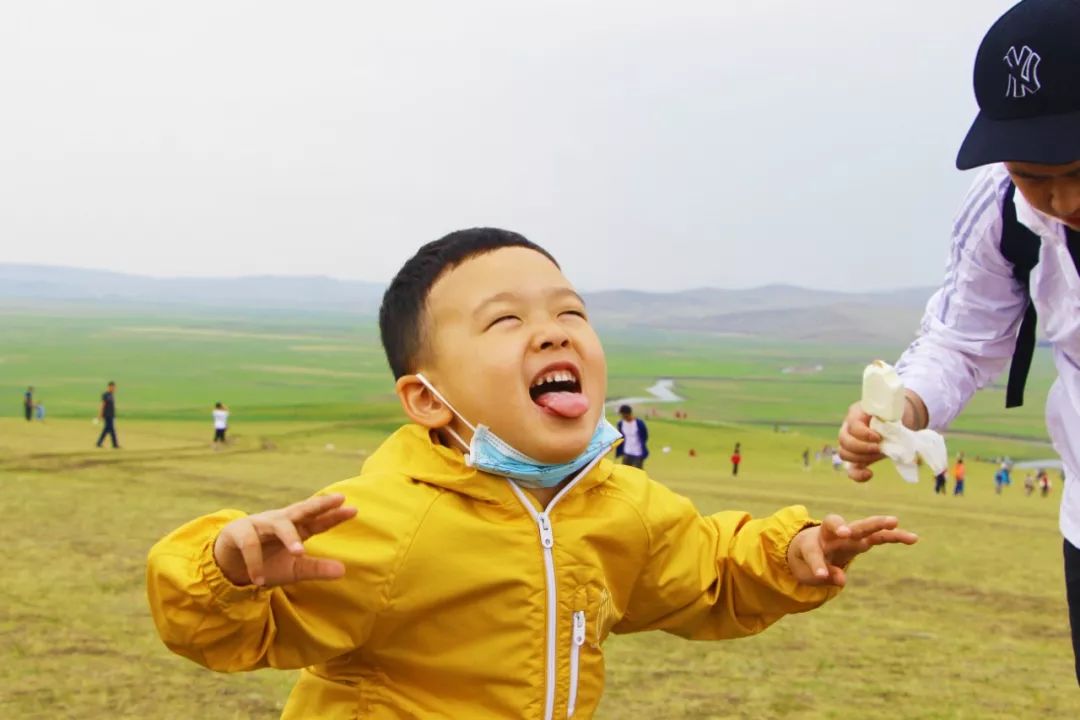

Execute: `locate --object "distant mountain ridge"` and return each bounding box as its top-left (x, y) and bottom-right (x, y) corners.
top-left (0, 263), bottom-right (387, 312)
top-left (0, 263), bottom-right (935, 343)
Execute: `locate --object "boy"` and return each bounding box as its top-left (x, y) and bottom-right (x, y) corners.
top-left (148, 230), bottom-right (917, 719)
top-left (614, 403), bottom-right (648, 468)
top-left (836, 0), bottom-right (1080, 682)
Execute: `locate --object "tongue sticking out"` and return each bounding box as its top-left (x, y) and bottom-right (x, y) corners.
top-left (535, 391), bottom-right (590, 418)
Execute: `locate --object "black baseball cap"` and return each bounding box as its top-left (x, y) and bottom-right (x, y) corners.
top-left (956, 0), bottom-right (1080, 170)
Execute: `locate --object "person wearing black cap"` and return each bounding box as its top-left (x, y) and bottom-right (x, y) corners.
top-left (837, 0), bottom-right (1080, 684)
top-left (614, 404), bottom-right (649, 469)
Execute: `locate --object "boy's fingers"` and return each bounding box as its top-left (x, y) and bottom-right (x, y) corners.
top-left (292, 556), bottom-right (347, 583)
top-left (842, 426), bottom-right (881, 449)
top-left (847, 464), bottom-right (875, 483)
top-left (837, 439), bottom-right (883, 463)
top-left (821, 514), bottom-right (851, 540)
top-left (300, 506), bottom-right (358, 540)
top-left (842, 407), bottom-right (882, 443)
top-left (269, 518), bottom-right (305, 555)
top-left (286, 493), bottom-right (346, 523)
top-left (800, 537), bottom-right (830, 581)
top-left (846, 515), bottom-right (899, 539)
top-left (865, 529), bottom-right (920, 546)
top-left (828, 565), bottom-right (847, 587)
top-left (233, 522), bottom-right (266, 586)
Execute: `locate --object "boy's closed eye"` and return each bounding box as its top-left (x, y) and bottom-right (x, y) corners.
top-left (485, 315), bottom-right (522, 331)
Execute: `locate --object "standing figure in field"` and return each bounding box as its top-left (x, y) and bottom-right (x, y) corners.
top-left (1040, 469), bottom-right (1053, 498)
top-left (995, 464), bottom-right (1010, 495)
top-left (614, 404), bottom-right (648, 469)
top-left (934, 470), bottom-right (948, 495)
top-left (953, 459), bottom-right (966, 497)
top-left (213, 402), bottom-right (230, 446)
top-left (23, 386), bottom-right (33, 422)
top-left (731, 443), bottom-right (742, 477)
top-left (96, 381), bottom-right (119, 449)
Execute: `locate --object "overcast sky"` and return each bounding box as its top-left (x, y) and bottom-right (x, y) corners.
top-left (0, 1), bottom-right (1017, 292)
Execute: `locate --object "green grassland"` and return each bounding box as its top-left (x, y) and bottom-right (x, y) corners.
top-left (1, 307), bottom-right (1074, 719)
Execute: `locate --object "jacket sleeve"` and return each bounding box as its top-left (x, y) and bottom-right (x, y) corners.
top-left (146, 479), bottom-right (411, 672)
top-left (614, 420), bottom-right (625, 457)
top-left (613, 479), bottom-right (837, 640)
top-left (895, 167), bottom-right (1028, 429)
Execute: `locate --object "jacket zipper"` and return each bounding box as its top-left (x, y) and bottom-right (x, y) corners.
top-left (567, 610), bottom-right (586, 718)
top-left (507, 452), bottom-right (605, 720)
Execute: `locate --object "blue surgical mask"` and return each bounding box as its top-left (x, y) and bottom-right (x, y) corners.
top-left (416, 373), bottom-right (621, 488)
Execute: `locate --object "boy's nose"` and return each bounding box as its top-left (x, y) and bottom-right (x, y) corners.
top-left (534, 323), bottom-right (571, 351)
top-left (1051, 183), bottom-right (1080, 219)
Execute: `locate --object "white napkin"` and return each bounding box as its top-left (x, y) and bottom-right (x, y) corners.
top-left (870, 417), bottom-right (947, 484)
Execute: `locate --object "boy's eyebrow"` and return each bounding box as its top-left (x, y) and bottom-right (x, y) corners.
top-left (473, 291), bottom-right (520, 316)
top-left (472, 287), bottom-right (587, 316)
top-left (549, 287), bottom-right (587, 307)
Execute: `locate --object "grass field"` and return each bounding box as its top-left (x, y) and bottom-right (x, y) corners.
top-left (2, 307), bottom-right (1075, 719)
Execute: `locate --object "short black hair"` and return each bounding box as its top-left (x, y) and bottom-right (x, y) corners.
top-left (619, 404), bottom-right (632, 415)
top-left (379, 228), bottom-right (559, 379)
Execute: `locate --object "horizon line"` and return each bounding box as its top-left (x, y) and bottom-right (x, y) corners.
top-left (0, 260), bottom-right (935, 296)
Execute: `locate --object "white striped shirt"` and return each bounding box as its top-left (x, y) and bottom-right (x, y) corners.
top-left (896, 163), bottom-right (1080, 547)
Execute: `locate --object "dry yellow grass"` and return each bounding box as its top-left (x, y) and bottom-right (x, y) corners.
top-left (2, 417), bottom-right (1074, 719)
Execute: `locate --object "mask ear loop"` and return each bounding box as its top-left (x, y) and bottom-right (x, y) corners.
top-left (415, 373), bottom-right (474, 453)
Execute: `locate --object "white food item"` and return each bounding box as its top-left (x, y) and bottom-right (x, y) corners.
top-left (860, 360), bottom-right (948, 483)
top-left (861, 360), bottom-right (905, 422)
top-left (870, 417), bottom-right (948, 483)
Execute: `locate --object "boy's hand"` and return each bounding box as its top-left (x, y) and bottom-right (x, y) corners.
top-left (838, 402), bottom-right (884, 482)
top-left (213, 493), bottom-right (357, 588)
top-left (787, 514), bottom-right (918, 588)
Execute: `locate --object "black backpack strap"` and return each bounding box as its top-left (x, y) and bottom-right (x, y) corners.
top-left (1000, 182), bottom-right (1041, 409)
top-left (1067, 226), bottom-right (1080, 271)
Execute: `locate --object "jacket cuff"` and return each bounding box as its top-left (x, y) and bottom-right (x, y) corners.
top-left (763, 505), bottom-right (820, 574)
top-left (897, 369), bottom-right (957, 431)
top-left (198, 524), bottom-right (271, 609)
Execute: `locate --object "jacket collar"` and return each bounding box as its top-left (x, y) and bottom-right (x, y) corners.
top-left (361, 424), bottom-right (616, 505)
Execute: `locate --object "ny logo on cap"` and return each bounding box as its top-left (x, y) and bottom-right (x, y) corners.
top-left (1004, 45), bottom-right (1041, 98)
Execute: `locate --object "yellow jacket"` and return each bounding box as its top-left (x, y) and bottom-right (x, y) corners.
top-left (147, 425), bottom-right (838, 719)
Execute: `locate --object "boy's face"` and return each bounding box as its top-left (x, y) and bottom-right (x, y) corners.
top-left (1006, 160), bottom-right (1080, 230)
top-left (420, 247), bottom-right (607, 464)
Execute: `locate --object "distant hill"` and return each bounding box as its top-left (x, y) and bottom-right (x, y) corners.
top-left (583, 285), bottom-right (934, 343)
top-left (0, 264), bottom-right (386, 313)
top-left (0, 264), bottom-right (935, 343)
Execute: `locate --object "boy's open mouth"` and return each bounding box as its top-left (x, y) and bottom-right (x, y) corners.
top-left (529, 364), bottom-right (589, 419)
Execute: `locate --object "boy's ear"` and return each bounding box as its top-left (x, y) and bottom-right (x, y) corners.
top-left (395, 375), bottom-right (454, 429)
